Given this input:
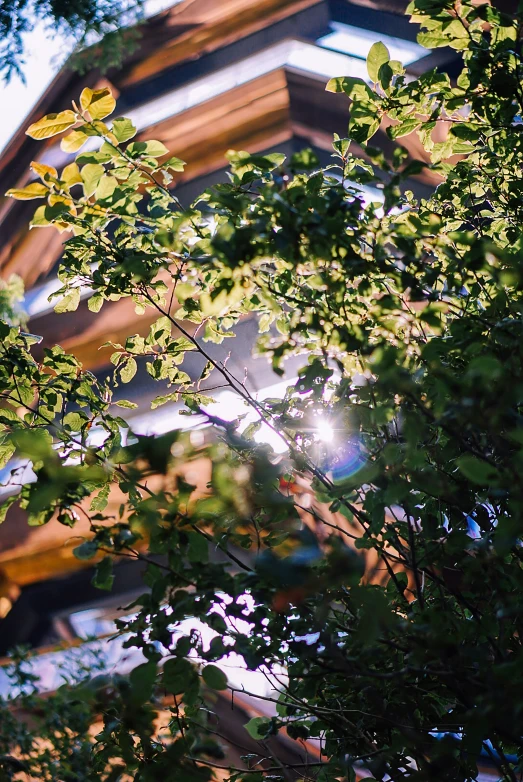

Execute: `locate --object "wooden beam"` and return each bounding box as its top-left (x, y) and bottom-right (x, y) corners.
top-left (0, 458), bottom-right (211, 588)
top-left (119, 0), bottom-right (320, 87)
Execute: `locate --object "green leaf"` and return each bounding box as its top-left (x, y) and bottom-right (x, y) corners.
top-left (333, 137), bottom-right (351, 156)
top-left (88, 294), bottom-right (104, 312)
top-left (73, 539), bottom-right (99, 560)
top-left (120, 357), bottom-right (138, 383)
top-left (31, 161), bottom-right (58, 180)
top-left (90, 484), bottom-right (110, 512)
top-left (54, 288), bottom-right (81, 313)
top-left (99, 141), bottom-right (120, 159)
top-left (349, 105), bottom-right (380, 143)
top-left (96, 174), bottom-right (118, 200)
top-left (164, 155), bottom-right (186, 171)
top-left (0, 442), bottom-right (15, 469)
top-left (456, 455), bottom-right (500, 486)
top-left (264, 152), bottom-right (286, 168)
top-left (63, 412), bottom-right (87, 431)
top-left (61, 162), bottom-right (82, 186)
top-left (11, 429), bottom-right (53, 460)
top-left (111, 117), bottom-right (137, 142)
top-left (187, 531), bottom-right (209, 563)
top-left (30, 202), bottom-right (70, 228)
top-left (149, 316), bottom-right (171, 347)
top-left (26, 110), bottom-right (77, 139)
top-left (81, 163), bottom-right (105, 198)
top-left (244, 717), bottom-right (271, 740)
top-left (127, 140), bottom-right (169, 158)
top-left (417, 31), bottom-right (450, 49)
top-left (0, 494), bottom-right (17, 524)
top-left (130, 661), bottom-right (157, 703)
top-left (76, 150), bottom-right (113, 165)
top-left (201, 664), bottom-right (228, 691)
top-left (60, 128), bottom-right (95, 153)
top-left (151, 392), bottom-right (179, 409)
top-left (367, 41), bottom-right (390, 82)
top-left (163, 657), bottom-right (195, 695)
top-left (92, 556), bottom-right (114, 590)
top-left (326, 77), bottom-right (373, 100)
top-left (388, 118), bottom-right (421, 139)
top-left (199, 360), bottom-right (213, 382)
top-left (115, 399), bottom-right (138, 409)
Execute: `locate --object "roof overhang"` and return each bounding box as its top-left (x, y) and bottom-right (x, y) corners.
top-left (0, 39), bottom-right (439, 284)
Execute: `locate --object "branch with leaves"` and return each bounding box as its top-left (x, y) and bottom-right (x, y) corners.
top-left (3, 2), bottom-right (523, 779)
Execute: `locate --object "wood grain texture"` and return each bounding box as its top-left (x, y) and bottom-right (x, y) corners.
top-left (120, 0), bottom-right (320, 86)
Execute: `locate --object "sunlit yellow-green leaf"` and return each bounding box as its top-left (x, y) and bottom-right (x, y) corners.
top-left (54, 288), bottom-right (81, 313)
top-left (63, 412), bottom-right (87, 431)
top-left (81, 163), bottom-right (105, 198)
top-left (367, 41), bottom-right (390, 83)
top-left (6, 182), bottom-right (49, 200)
top-left (80, 87), bottom-right (94, 112)
top-left (388, 118), bottom-right (422, 139)
top-left (61, 129), bottom-right (91, 153)
top-left (61, 162), bottom-right (83, 186)
top-left (30, 202), bottom-right (70, 228)
top-left (111, 117), bottom-right (137, 143)
top-left (80, 87), bottom-right (116, 120)
top-left (48, 194), bottom-right (76, 215)
top-left (127, 140), bottom-right (169, 158)
top-left (88, 294), bottom-right (104, 312)
top-left (0, 442), bottom-right (15, 470)
top-left (164, 155), bottom-right (186, 172)
top-left (30, 161), bottom-right (57, 180)
top-left (26, 110), bottom-right (77, 140)
top-left (115, 399), bottom-right (138, 409)
top-left (95, 174), bottom-right (118, 200)
top-left (30, 205), bottom-right (51, 227)
top-left (325, 77), bottom-right (374, 101)
top-left (120, 357), bottom-right (137, 383)
top-left (64, 135), bottom-right (89, 156)
top-left (200, 283), bottom-right (248, 317)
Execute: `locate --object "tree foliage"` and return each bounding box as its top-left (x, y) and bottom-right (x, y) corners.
top-left (2, 0), bottom-right (523, 779)
top-left (0, 0), bottom-right (143, 84)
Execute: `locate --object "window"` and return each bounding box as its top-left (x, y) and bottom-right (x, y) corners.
top-left (317, 22), bottom-right (428, 66)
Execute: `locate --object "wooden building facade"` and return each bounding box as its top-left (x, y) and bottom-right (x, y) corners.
top-left (0, 2), bottom-right (511, 776)
top-left (0, 0), bottom-right (460, 646)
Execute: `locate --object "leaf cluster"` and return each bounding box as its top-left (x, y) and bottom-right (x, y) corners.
top-left (3, 4), bottom-right (523, 780)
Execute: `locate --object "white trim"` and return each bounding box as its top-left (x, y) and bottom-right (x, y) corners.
top-left (126, 41), bottom-right (368, 132)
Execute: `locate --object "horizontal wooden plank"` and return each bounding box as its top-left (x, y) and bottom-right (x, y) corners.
top-left (120, 0), bottom-right (319, 87)
top-left (0, 459), bottom-right (211, 587)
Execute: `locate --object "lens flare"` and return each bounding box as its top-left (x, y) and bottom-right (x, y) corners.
top-left (325, 437), bottom-right (366, 484)
top-left (316, 418), bottom-right (334, 443)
